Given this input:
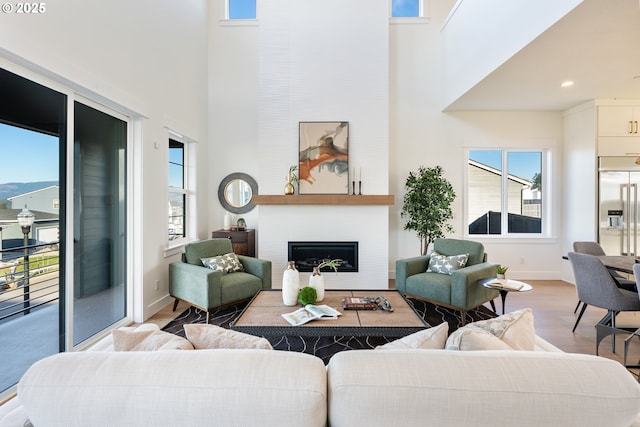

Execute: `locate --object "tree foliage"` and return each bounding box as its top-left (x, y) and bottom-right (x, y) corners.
top-left (401, 166), bottom-right (456, 255)
top-left (531, 172), bottom-right (542, 191)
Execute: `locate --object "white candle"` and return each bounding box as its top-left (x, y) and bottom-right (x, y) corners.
top-left (359, 168), bottom-right (362, 181)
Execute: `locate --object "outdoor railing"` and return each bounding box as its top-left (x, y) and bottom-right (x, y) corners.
top-left (0, 242), bottom-right (59, 323)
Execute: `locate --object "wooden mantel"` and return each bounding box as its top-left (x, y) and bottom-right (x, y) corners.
top-left (251, 194), bottom-right (394, 205)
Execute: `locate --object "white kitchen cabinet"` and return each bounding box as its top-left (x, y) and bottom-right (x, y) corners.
top-left (598, 105), bottom-right (640, 137)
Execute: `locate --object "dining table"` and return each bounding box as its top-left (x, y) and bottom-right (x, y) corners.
top-left (597, 255), bottom-right (638, 275)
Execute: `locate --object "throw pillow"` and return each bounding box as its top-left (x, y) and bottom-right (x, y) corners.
top-left (112, 326), bottom-right (194, 351)
top-left (426, 251), bottom-right (469, 275)
top-left (201, 252), bottom-right (244, 274)
top-left (375, 321), bottom-right (448, 350)
top-left (184, 324), bottom-right (273, 350)
top-left (445, 308), bottom-right (535, 351)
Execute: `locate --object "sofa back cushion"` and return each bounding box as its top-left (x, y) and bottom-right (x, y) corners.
top-left (183, 238), bottom-right (233, 265)
top-left (433, 238), bottom-right (485, 266)
top-left (19, 350), bottom-right (327, 427)
top-left (327, 349), bottom-right (640, 427)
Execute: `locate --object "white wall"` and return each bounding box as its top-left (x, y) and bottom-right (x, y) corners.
top-left (440, 0), bottom-right (583, 109)
top-left (0, 0), bottom-right (209, 321)
top-left (255, 0), bottom-right (390, 288)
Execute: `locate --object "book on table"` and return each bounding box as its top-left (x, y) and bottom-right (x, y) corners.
top-left (342, 297), bottom-right (378, 310)
top-left (282, 304), bottom-right (342, 326)
top-left (486, 279), bottom-right (524, 291)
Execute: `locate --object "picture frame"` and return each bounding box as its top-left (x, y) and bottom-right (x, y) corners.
top-left (298, 121), bottom-right (349, 194)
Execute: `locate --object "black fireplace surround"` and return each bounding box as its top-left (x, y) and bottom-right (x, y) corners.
top-left (287, 241), bottom-right (358, 273)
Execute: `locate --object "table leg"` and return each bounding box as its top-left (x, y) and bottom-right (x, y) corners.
top-left (499, 290), bottom-right (508, 315)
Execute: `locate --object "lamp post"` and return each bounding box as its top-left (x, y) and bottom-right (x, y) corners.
top-left (17, 205), bottom-right (34, 315)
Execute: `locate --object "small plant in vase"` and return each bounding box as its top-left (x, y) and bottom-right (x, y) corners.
top-left (309, 259), bottom-right (340, 302)
top-left (496, 265), bottom-right (509, 279)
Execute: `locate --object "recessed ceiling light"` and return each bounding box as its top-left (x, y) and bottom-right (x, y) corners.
top-left (561, 81), bottom-right (575, 87)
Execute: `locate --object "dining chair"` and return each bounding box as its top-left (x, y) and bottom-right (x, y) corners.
top-left (624, 264), bottom-right (640, 381)
top-left (571, 241), bottom-right (637, 332)
top-left (568, 252), bottom-right (640, 355)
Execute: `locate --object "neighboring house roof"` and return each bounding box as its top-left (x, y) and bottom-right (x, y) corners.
top-left (468, 160), bottom-right (532, 186)
top-left (0, 209), bottom-right (58, 223)
top-left (7, 185), bottom-right (59, 200)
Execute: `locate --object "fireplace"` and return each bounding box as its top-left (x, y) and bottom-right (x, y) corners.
top-left (288, 241), bottom-right (358, 273)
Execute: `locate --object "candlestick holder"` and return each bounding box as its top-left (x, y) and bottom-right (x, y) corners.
top-left (352, 181), bottom-right (356, 195)
top-left (358, 181), bottom-right (362, 195)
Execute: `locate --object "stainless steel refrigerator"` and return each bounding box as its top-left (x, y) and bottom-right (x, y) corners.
top-left (599, 156), bottom-right (640, 257)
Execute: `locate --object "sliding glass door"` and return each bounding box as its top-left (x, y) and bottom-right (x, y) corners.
top-left (73, 102), bottom-right (127, 345)
top-left (0, 67), bottom-right (130, 396)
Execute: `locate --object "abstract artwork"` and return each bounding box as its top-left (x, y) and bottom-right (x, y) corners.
top-left (298, 121), bottom-right (349, 194)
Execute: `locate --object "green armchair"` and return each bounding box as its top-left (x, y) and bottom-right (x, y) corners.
top-left (169, 238), bottom-right (272, 323)
top-left (395, 238), bottom-right (498, 323)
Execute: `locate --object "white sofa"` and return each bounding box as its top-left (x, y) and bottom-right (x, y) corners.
top-left (1, 336), bottom-right (639, 427)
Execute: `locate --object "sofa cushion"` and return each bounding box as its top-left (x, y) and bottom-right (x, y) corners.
top-left (201, 252), bottom-right (244, 274)
top-left (112, 324), bottom-right (194, 351)
top-left (184, 324), bottom-right (272, 350)
top-left (18, 350), bottom-right (327, 427)
top-left (376, 322), bottom-right (448, 350)
top-left (183, 238), bottom-right (233, 265)
top-left (433, 238), bottom-right (485, 266)
top-left (426, 251), bottom-right (469, 275)
top-left (327, 349), bottom-right (640, 427)
top-left (445, 308), bottom-right (535, 351)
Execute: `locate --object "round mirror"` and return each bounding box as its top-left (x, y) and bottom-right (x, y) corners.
top-left (218, 173), bottom-right (258, 214)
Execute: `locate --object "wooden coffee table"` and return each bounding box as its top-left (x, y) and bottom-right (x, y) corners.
top-left (231, 290), bottom-right (430, 337)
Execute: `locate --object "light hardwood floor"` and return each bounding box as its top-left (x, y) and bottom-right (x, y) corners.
top-left (152, 279), bottom-right (640, 380)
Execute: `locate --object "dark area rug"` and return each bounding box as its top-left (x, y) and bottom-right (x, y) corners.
top-left (162, 298), bottom-right (497, 364)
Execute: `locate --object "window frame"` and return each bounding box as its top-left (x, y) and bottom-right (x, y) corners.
top-left (166, 129), bottom-right (196, 253)
top-left (390, 0), bottom-right (430, 23)
top-left (224, 0), bottom-right (257, 21)
top-left (464, 147), bottom-right (551, 239)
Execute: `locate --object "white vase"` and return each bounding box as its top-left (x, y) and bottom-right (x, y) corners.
top-left (309, 266), bottom-right (325, 302)
top-left (282, 261), bottom-right (300, 306)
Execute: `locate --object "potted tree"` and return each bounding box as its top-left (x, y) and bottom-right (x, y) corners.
top-left (401, 165), bottom-right (456, 255)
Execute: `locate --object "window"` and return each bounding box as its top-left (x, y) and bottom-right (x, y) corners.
top-left (228, 0), bottom-right (256, 19)
top-left (467, 149), bottom-right (545, 236)
top-left (392, 0), bottom-right (421, 18)
top-left (168, 137), bottom-right (186, 242)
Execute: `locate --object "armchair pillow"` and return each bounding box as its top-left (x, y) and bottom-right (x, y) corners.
top-left (201, 252), bottom-right (244, 274)
top-left (426, 251), bottom-right (469, 275)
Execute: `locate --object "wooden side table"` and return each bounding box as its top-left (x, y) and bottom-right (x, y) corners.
top-left (211, 229), bottom-right (255, 257)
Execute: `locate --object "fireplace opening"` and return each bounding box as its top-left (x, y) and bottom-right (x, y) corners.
top-left (288, 241), bottom-right (358, 273)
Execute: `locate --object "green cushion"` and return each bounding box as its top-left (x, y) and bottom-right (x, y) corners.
top-left (201, 252), bottom-right (244, 274)
top-left (426, 251), bottom-right (469, 275)
top-left (433, 239), bottom-right (484, 266)
top-left (184, 239), bottom-right (233, 265)
top-left (406, 272), bottom-right (452, 305)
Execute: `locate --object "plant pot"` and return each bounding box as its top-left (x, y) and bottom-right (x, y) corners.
top-left (496, 274), bottom-right (506, 280)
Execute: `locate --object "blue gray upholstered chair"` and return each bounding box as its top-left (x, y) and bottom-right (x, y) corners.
top-left (395, 238), bottom-right (498, 323)
top-left (572, 241), bottom-right (637, 332)
top-left (568, 251), bottom-right (640, 355)
top-left (624, 264), bottom-right (640, 378)
top-left (169, 238), bottom-right (272, 323)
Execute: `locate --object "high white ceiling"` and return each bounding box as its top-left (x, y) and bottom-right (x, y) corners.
top-left (445, 0), bottom-right (640, 111)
